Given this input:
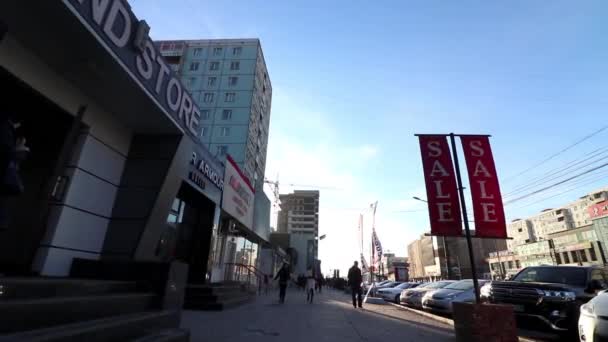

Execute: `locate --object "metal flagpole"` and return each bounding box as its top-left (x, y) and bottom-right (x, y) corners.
top-left (449, 133), bottom-right (481, 303)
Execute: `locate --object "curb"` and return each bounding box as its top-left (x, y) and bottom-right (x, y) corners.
top-left (387, 302), bottom-right (454, 326)
top-left (386, 302), bottom-right (540, 342)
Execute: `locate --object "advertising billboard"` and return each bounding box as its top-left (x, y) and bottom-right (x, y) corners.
top-left (222, 155), bottom-right (255, 229)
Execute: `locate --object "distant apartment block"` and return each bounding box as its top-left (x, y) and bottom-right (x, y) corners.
top-left (157, 39), bottom-right (272, 188)
top-left (276, 191), bottom-right (320, 275)
top-left (507, 188), bottom-right (608, 249)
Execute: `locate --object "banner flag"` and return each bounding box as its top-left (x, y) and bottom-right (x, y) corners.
top-left (418, 135), bottom-right (462, 236)
top-left (360, 253), bottom-right (369, 273)
top-left (460, 136), bottom-right (507, 238)
top-left (372, 229), bottom-right (383, 264)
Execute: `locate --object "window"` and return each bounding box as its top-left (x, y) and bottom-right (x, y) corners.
top-left (203, 93), bottom-right (214, 103)
top-left (193, 48), bottom-right (202, 56)
top-left (555, 253), bottom-right (562, 264)
top-left (225, 92), bottom-right (236, 102)
top-left (229, 76), bottom-right (238, 87)
top-left (209, 61), bottom-right (220, 71)
top-left (563, 252), bottom-right (570, 264)
top-left (222, 109), bottom-right (233, 120)
top-left (233, 47), bottom-right (242, 56)
top-left (512, 267), bottom-right (587, 286)
top-left (581, 251), bottom-right (588, 262)
top-left (590, 246), bottom-right (598, 261)
top-left (200, 127), bottom-right (207, 137)
top-left (187, 77), bottom-right (196, 87)
top-left (515, 260), bottom-right (521, 269)
top-left (201, 110), bottom-right (210, 120)
top-left (220, 127), bottom-right (230, 137)
top-left (189, 62), bottom-right (199, 71)
top-left (230, 61), bottom-right (240, 70)
top-left (507, 261), bottom-right (514, 269)
top-left (518, 228), bottom-right (523, 233)
top-left (207, 77), bottom-right (217, 87)
top-left (213, 47), bottom-right (222, 56)
top-left (217, 145), bottom-right (228, 156)
top-left (592, 270), bottom-right (608, 289)
top-left (572, 252), bottom-right (579, 263)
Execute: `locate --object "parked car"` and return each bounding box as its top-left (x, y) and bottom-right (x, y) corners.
top-left (481, 265), bottom-right (608, 334)
top-left (422, 279), bottom-right (489, 314)
top-left (579, 290), bottom-right (608, 342)
top-left (378, 282), bottom-right (420, 303)
top-left (401, 280), bottom-right (456, 308)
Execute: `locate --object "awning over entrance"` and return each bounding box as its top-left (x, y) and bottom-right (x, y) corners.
top-left (0, 1), bottom-right (200, 138)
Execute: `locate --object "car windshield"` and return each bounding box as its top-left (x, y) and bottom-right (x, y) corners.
top-left (443, 280), bottom-right (474, 291)
top-left (396, 283), bottom-right (412, 289)
top-left (512, 267), bottom-right (587, 286)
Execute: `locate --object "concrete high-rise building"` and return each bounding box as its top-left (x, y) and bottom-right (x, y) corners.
top-left (157, 39), bottom-right (272, 188)
top-left (276, 191), bottom-right (320, 275)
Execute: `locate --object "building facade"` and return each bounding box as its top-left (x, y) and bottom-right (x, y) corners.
top-left (157, 39), bottom-right (272, 189)
top-left (0, 1), bottom-right (274, 290)
top-left (276, 190), bottom-right (320, 275)
top-left (0, 1), bottom-right (232, 283)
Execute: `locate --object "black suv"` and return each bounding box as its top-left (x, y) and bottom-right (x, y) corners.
top-left (480, 265), bottom-right (608, 333)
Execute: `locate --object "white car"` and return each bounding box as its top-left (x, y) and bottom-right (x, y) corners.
top-left (579, 290), bottom-right (608, 342)
top-left (377, 283), bottom-right (419, 303)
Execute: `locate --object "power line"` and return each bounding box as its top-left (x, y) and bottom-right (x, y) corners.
top-left (508, 172), bottom-right (608, 213)
top-left (502, 125), bottom-right (608, 183)
top-left (504, 160), bottom-right (608, 205)
top-left (504, 147), bottom-right (608, 198)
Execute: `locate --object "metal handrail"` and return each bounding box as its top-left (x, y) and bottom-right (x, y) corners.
top-left (223, 262), bottom-right (267, 293)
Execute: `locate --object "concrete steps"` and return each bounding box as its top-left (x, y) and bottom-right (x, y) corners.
top-left (184, 283), bottom-right (254, 311)
top-left (0, 276), bottom-right (188, 341)
top-left (0, 311), bottom-right (182, 342)
top-left (0, 277), bottom-right (140, 300)
top-left (0, 293), bottom-right (157, 333)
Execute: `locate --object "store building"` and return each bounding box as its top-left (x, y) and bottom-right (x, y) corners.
top-left (548, 224), bottom-right (604, 266)
top-left (487, 251), bottom-right (521, 280)
top-left (0, 0), bottom-right (239, 285)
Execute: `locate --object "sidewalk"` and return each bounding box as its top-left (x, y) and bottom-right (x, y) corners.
top-left (181, 288), bottom-right (455, 342)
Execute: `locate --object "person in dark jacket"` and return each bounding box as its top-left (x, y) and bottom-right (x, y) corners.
top-left (274, 263), bottom-right (291, 304)
top-left (348, 261), bottom-right (363, 308)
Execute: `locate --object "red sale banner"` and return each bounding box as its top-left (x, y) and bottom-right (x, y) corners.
top-left (460, 136), bottom-right (507, 238)
top-left (418, 136), bottom-right (462, 236)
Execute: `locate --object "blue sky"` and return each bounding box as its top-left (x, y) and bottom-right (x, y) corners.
top-left (130, 0), bottom-right (608, 274)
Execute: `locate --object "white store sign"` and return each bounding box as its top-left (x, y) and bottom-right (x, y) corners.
top-left (222, 155), bottom-right (254, 229)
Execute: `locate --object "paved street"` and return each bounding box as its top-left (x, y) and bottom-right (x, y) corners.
top-left (181, 288), bottom-right (455, 342)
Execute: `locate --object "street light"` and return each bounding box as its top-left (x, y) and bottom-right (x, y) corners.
top-left (319, 234), bottom-right (327, 240)
top-left (412, 196), bottom-right (427, 203)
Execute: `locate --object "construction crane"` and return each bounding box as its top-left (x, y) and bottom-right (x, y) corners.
top-left (263, 177), bottom-right (342, 210)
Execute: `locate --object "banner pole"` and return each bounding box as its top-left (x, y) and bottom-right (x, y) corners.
top-left (449, 133), bottom-right (481, 303)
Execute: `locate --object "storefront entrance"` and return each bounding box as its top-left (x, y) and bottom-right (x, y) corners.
top-left (0, 67), bottom-right (75, 275)
top-left (164, 183), bottom-right (216, 283)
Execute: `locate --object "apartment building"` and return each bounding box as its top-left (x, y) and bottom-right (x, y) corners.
top-left (276, 190), bottom-right (320, 275)
top-left (157, 39), bottom-right (272, 188)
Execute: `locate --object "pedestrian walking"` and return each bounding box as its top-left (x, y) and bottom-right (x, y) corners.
top-left (274, 263), bottom-right (291, 303)
top-left (347, 261), bottom-right (363, 309)
top-left (305, 269), bottom-right (315, 303)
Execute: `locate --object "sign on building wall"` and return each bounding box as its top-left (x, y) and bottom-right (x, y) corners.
top-left (222, 155), bottom-right (255, 229)
top-left (63, 0), bottom-right (202, 139)
top-left (589, 201), bottom-right (608, 219)
top-left (418, 136), bottom-right (462, 236)
top-left (187, 147), bottom-right (224, 204)
top-left (460, 136), bottom-right (507, 238)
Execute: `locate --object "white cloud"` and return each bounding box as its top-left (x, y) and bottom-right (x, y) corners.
top-left (359, 145), bottom-right (379, 159)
